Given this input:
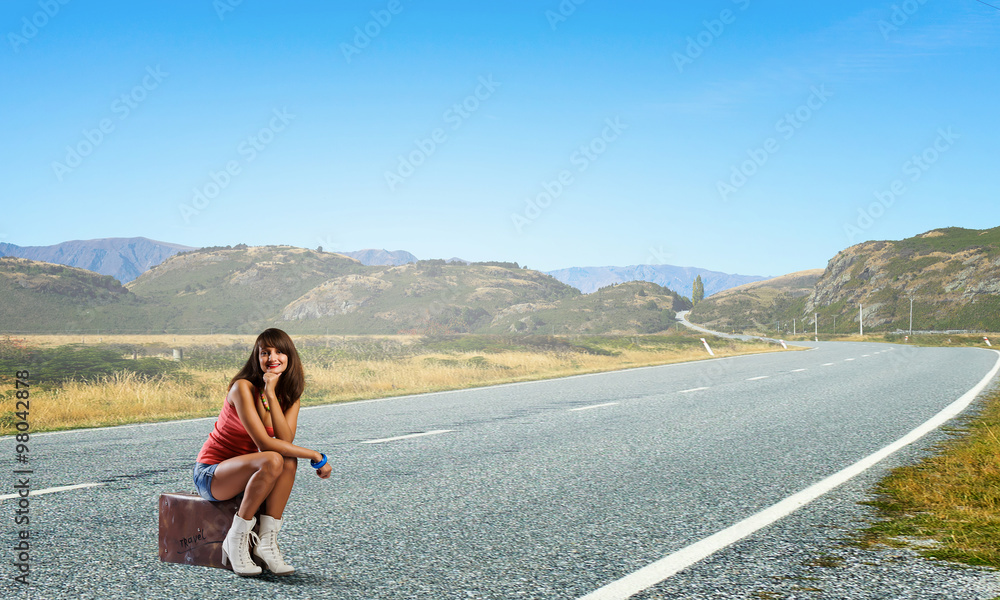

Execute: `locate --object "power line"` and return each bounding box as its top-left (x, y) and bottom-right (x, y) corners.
top-left (973, 0), bottom-right (1000, 11)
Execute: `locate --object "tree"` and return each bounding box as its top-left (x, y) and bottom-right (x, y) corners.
top-left (692, 275), bottom-right (705, 305)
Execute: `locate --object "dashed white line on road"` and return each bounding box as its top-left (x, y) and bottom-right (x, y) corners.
top-left (822, 363), bottom-right (835, 366)
top-left (570, 402), bottom-right (620, 412)
top-left (790, 369), bottom-right (807, 373)
top-left (862, 354), bottom-right (871, 357)
top-left (361, 430), bottom-right (454, 444)
top-left (746, 376), bottom-right (769, 381)
top-left (845, 358), bottom-right (855, 361)
top-left (0, 482), bottom-right (104, 501)
top-left (678, 387), bottom-right (709, 394)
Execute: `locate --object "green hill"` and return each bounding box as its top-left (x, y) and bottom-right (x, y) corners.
top-left (485, 280), bottom-right (692, 334)
top-left (0, 257), bottom-right (151, 333)
top-left (687, 269), bottom-right (823, 334)
top-left (127, 245), bottom-right (583, 334)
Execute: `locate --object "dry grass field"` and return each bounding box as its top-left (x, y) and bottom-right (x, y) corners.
top-left (3, 333), bottom-right (786, 434)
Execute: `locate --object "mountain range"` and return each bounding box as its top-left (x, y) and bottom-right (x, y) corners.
top-left (3, 227), bottom-right (998, 335)
top-left (0, 246), bottom-right (689, 335)
top-left (0, 237), bottom-right (762, 298)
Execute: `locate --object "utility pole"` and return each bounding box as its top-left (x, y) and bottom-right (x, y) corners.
top-left (909, 296), bottom-right (913, 335)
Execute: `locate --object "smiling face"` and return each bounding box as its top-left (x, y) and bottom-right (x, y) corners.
top-left (258, 344), bottom-right (288, 375)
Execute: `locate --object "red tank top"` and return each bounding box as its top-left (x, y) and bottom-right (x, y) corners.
top-left (196, 396), bottom-right (274, 465)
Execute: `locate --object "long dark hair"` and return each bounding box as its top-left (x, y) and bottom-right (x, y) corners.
top-left (228, 328), bottom-right (305, 412)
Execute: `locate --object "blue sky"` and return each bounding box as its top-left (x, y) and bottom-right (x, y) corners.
top-left (2, 0), bottom-right (998, 277)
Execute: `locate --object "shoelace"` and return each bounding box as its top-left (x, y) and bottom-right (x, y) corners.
top-left (259, 530), bottom-right (284, 561)
top-left (240, 530), bottom-right (261, 563)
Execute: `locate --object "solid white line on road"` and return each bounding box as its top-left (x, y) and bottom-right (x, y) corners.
top-left (0, 482), bottom-right (104, 501)
top-left (746, 376), bottom-right (769, 381)
top-left (570, 402), bottom-right (620, 412)
top-left (678, 387), bottom-right (709, 394)
top-left (790, 369), bottom-right (807, 373)
top-left (576, 349), bottom-right (1000, 600)
top-left (360, 430), bottom-right (454, 444)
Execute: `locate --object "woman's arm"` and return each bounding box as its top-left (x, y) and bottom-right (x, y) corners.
top-left (262, 372), bottom-right (297, 442)
top-left (231, 379), bottom-right (320, 462)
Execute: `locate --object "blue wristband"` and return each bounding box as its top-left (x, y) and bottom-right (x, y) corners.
top-left (310, 453), bottom-right (327, 470)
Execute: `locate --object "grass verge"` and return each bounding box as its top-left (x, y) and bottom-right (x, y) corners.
top-left (856, 387), bottom-right (1000, 567)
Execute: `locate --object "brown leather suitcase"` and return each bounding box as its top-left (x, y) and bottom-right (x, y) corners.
top-left (158, 492), bottom-right (258, 569)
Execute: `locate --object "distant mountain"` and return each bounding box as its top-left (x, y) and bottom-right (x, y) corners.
top-left (341, 249), bottom-right (417, 266)
top-left (0, 237), bottom-right (194, 284)
top-left (546, 264), bottom-right (768, 299)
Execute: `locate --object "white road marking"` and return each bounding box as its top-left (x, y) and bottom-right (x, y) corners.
top-left (790, 369), bottom-right (807, 373)
top-left (570, 402), bottom-right (620, 412)
top-left (822, 363), bottom-right (835, 366)
top-left (678, 387), bottom-right (709, 394)
top-left (862, 354), bottom-right (871, 357)
top-left (577, 349), bottom-right (1000, 600)
top-left (8, 348), bottom-right (791, 441)
top-left (360, 430), bottom-right (454, 444)
top-left (844, 358), bottom-right (855, 361)
top-left (0, 482), bottom-right (104, 501)
top-left (746, 376), bottom-right (769, 381)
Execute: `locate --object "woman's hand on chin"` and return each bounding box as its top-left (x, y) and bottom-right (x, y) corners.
top-left (262, 372), bottom-right (280, 390)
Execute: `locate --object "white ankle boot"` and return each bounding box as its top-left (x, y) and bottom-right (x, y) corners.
top-left (221, 514), bottom-right (262, 576)
top-left (253, 515), bottom-right (295, 575)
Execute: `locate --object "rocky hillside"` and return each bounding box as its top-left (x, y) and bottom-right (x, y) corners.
top-left (687, 269), bottom-right (824, 333)
top-left (805, 227), bottom-right (1000, 331)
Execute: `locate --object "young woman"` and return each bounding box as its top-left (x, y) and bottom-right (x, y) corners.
top-left (193, 328), bottom-right (332, 576)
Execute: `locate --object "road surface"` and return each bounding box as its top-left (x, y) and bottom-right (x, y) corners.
top-left (2, 341), bottom-right (999, 599)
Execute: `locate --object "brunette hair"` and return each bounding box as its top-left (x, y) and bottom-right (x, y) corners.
top-left (228, 328), bottom-right (305, 411)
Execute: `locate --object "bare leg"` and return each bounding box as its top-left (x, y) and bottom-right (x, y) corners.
top-left (211, 451), bottom-right (284, 520)
top-left (263, 457), bottom-right (297, 519)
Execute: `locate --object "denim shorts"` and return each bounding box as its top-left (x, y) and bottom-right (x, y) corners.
top-left (192, 462), bottom-right (219, 502)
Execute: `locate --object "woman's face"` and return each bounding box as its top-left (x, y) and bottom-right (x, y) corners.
top-left (258, 345), bottom-right (288, 375)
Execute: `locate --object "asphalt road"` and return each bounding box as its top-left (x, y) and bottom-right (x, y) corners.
top-left (3, 341), bottom-right (999, 599)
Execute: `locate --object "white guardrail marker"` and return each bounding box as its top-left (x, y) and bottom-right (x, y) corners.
top-left (700, 338), bottom-right (714, 356)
